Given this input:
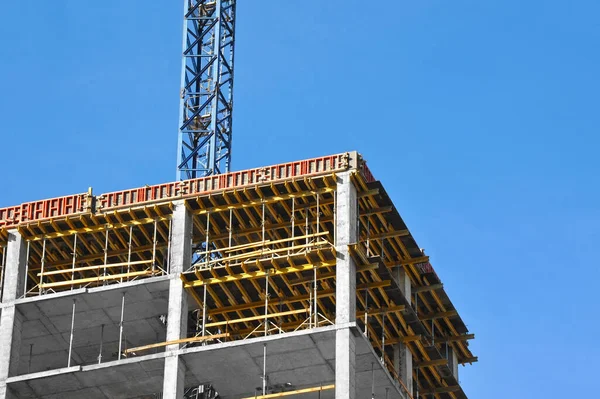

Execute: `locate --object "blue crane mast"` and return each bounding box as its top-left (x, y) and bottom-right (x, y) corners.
top-left (176, 0), bottom-right (236, 180)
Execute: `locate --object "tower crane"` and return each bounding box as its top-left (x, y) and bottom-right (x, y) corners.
top-left (176, 0), bottom-right (236, 180)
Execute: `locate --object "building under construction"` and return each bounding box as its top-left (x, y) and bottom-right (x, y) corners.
top-left (0, 152), bottom-right (477, 399)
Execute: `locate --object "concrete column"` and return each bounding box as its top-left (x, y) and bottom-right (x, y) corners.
top-left (395, 342), bottom-right (413, 396)
top-left (0, 385), bottom-right (16, 399)
top-left (335, 172), bottom-right (358, 399)
top-left (1, 230), bottom-right (27, 303)
top-left (162, 201), bottom-right (192, 399)
top-left (446, 344), bottom-right (459, 380)
top-left (0, 230), bottom-right (27, 399)
top-left (393, 266), bottom-right (413, 396)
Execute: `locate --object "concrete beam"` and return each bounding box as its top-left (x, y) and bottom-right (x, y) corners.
top-left (335, 172), bottom-right (358, 399)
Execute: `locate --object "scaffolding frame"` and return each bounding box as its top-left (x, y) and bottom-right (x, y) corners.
top-left (1, 154), bottom-right (476, 398)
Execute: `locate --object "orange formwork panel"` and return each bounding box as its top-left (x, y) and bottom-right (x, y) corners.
top-left (0, 192), bottom-right (90, 229)
top-left (0, 205), bottom-right (21, 229)
top-left (97, 153), bottom-right (359, 212)
top-left (0, 152), bottom-right (374, 227)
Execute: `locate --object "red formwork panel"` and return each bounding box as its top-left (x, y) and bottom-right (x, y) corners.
top-left (97, 182), bottom-right (181, 210)
top-left (0, 152), bottom-right (373, 226)
top-left (362, 162), bottom-right (376, 183)
top-left (98, 153), bottom-right (355, 212)
top-left (20, 194), bottom-right (88, 223)
top-left (0, 206), bottom-right (21, 229)
top-left (0, 193), bottom-right (89, 229)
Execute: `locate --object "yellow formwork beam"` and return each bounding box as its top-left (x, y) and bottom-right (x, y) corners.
top-left (124, 333), bottom-right (230, 355)
top-left (241, 384), bottom-right (335, 399)
top-left (26, 216), bottom-right (170, 242)
top-left (182, 261), bottom-right (336, 288)
top-left (39, 269), bottom-right (161, 289)
top-left (204, 309), bottom-right (308, 328)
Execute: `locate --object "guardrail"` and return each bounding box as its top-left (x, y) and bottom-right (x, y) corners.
top-left (0, 152), bottom-right (375, 229)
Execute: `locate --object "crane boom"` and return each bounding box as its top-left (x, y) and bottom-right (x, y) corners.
top-left (177, 0), bottom-right (236, 180)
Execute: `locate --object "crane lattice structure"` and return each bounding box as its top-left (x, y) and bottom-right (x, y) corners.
top-left (177, 0), bottom-right (236, 180)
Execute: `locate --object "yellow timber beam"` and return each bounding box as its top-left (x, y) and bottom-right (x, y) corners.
top-left (182, 261), bottom-right (336, 288)
top-left (420, 310), bottom-right (458, 321)
top-left (124, 333), bottom-right (230, 355)
top-left (241, 384), bottom-right (335, 399)
top-left (26, 216), bottom-right (170, 241)
top-left (414, 359), bottom-right (448, 368)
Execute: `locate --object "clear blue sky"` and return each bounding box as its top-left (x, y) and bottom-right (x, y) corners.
top-left (1, 1), bottom-right (598, 397)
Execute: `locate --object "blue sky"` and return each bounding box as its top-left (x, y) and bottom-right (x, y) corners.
top-left (1, 1), bottom-right (599, 397)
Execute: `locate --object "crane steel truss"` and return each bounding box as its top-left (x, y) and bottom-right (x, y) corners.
top-left (177, 0), bottom-right (236, 180)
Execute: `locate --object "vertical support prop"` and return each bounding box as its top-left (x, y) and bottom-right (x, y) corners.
top-left (205, 212), bottom-right (211, 268)
top-left (23, 241), bottom-right (30, 297)
top-left (166, 219), bottom-right (172, 274)
top-left (67, 299), bottom-right (76, 367)
top-left (103, 229), bottom-right (109, 281)
top-left (202, 284), bottom-right (207, 337)
top-left (98, 324), bottom-right (104, 364)
top-left (39, 238), bottom-right (46, 295)
top-left (371, 362), bottom-right (375, 399)
top-left (152, 219), bottom-right (158, 273)
top-left (229, 209), bottom-right (234, 248)
top-left (118, 293), bottom-right (125, 360)
top-left (381, 313), bottom-right (386, 363)
top-left (262, 343), bottom-right (268, 396)
top-left (127, 226), bottom-right (133, 281)
top-left (313, 266), bottom-right (318, 327)
top-left (264, 271), bottom-right (269, 336)
top-left (71, 233), bottom-right (78, 288)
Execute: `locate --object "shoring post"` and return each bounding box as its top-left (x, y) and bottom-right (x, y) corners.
top-left (371, 362), bottom-right (375, 399)
top-left (381, 313), bottom-right (386, 363)
top-left (98, 324), bottom-right (104, 364)
top-left (316, 193), bottom-right (320, 236)
top-left (262, 343), bottom-right (268, 395)
top-left (313, 266), bottom-right (318, 327)
top-left (202, 284), bottom-right (207, 338)
top-left (23, 241), bottom-right (30, 297)
top-left (364, 289), bottom-right (369, 336)
top-left (71, 233), bottom-right (78, 288)
top-left (262, 202), bottom-right (266, 245)
top-left (103, 229), bottom-right (109, 282)
top-left (205, 212), bottom-right (211, 269)
top-left (39, 238), bottom-right (46, 295)
top-left (67, 299), bottom-right (76, 367)
top-left (305, 209), bottom-right (309, 249)
top-left (229, 209), bottom-right (233, 248)
top-left (118, 293), bottom-right (125, 360)
top-left (127, 226), bottom-right (133, 281)
top-left (264, 270), bottom-right (269, 336)
top-left (166, 219), bottom-right (172, 274)
top-left (290, 198), bottom-right (295, 256)
top-left (152, 220), bottom-right (158, 273)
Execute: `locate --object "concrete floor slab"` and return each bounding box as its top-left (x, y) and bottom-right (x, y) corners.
top-left (7, 354), bottom-right (166, 399)
top-left (179, 324), bottom-right (405, 399)
top-left (12, 278), bottom-right (171, 376)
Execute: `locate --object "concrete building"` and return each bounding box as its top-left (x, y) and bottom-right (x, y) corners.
top-left (0, 152), bottom-right (476, 398)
